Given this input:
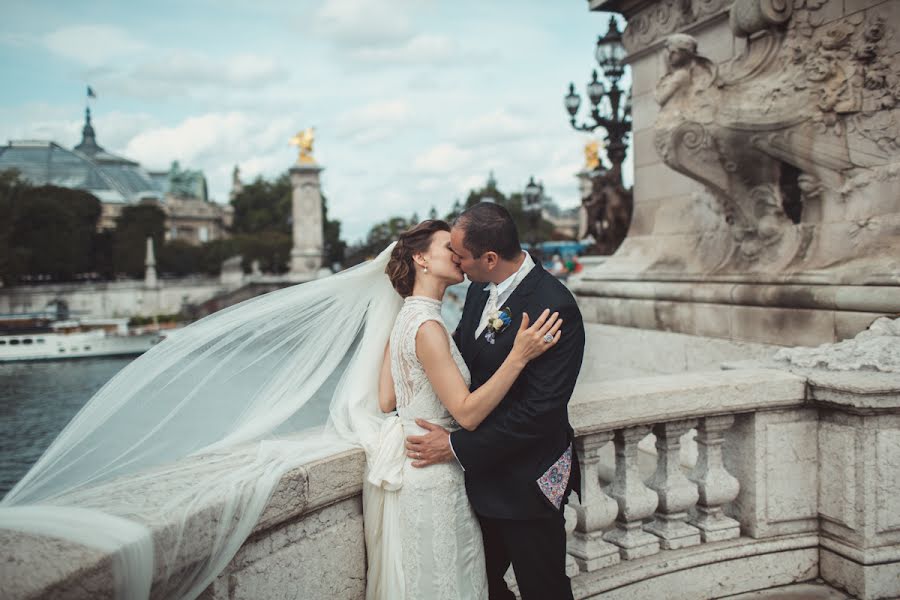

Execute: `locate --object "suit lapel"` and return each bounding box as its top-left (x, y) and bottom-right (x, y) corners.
top-left (469, 256), bottom-right (546, 366)
top-left (461, 281), bottom-right (491, 361)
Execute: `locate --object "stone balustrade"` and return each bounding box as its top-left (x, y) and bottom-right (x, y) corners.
top-left (2, 366), bottom-right (898, 599)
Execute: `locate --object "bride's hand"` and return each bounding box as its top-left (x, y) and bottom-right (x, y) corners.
top-left (510, 309), bottom-right (562, 364)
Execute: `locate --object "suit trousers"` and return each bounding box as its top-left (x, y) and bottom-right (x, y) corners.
top-left (479, 511), bottom-right (574, 600)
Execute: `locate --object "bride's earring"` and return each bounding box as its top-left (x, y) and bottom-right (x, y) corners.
top-left (423, 265), bottom-right (428, 274)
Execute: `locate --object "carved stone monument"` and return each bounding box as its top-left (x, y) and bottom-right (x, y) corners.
top-left (288, 129), bottom-right (325, 278)
top-left (573, 0), bottom-right (900, 346)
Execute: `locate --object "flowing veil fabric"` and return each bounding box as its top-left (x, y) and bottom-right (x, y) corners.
top-left (0, 243), bottom-right (406, 599)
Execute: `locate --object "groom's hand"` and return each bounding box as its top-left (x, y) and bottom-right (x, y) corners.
top-left (406, 419), bottom-right (453, 468)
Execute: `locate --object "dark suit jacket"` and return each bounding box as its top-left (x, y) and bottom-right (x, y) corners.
top-left (450, 258), bottom-right (585, 520)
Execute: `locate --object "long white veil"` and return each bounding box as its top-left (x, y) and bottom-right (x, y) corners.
top-left (0, 243), bottom-right (403, 599)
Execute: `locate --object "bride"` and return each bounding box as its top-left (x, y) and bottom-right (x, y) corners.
top-left (368, 220), bottom-right (561, 599)
top-left (0, 219), bottom-right (559, 600)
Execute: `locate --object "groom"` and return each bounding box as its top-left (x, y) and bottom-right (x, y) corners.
top-left (406, 202), bottom-right (585, 600)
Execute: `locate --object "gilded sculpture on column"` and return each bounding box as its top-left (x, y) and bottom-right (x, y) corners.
top-left (290, 128), bottom-right (317, 165)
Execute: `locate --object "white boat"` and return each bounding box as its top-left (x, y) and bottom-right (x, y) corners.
top-left (0, 317), bottom-right (162, 362)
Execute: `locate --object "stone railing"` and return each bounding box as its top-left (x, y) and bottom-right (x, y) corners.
top-left (2, 366), bottom-right (898, 599)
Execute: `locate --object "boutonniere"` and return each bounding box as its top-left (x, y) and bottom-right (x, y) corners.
top-left (484, 306), bottom-right (513, 345)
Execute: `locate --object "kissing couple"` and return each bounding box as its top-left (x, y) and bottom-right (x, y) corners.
top-left (367, 201), bottom-right (585, 599)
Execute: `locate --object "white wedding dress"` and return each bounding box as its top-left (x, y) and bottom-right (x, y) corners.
top-left (365, 295), bottom-right (488, 600)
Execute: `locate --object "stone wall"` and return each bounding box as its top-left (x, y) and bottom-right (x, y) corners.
top-left (0, 278), bottom-right (227, 319)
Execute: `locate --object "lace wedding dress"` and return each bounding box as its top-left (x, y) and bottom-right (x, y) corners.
top-left (366, 295), bottom-right (488, 600)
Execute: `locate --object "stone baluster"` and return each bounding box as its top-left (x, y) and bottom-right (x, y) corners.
top-left (688, 415), bottom-right (741, 541)
top-left (569, 432), bottom-right (621, 571)
top-left (563, 504), bottom-right (580, 578)
top-left (602, 426), bottom-right (660, 559)
top-left (645, 420), bottom-right (702, 549)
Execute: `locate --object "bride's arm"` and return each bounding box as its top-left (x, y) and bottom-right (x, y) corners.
top-left (417, 310), bottom-right (561, 431)
top-left (378, 341), bottom-right (396, 413)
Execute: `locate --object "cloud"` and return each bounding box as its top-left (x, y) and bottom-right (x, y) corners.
top-left (133, 51), bottom-right (286, 88)
top-left (123, 111), bottom-right (293, 170)
top-left (452, 108), bottom-right (533, 147)
top-left (334, 99), bottom-right (415, 145)
top-left (42, 25), bottom-right (147, 68)
top-left (314, 0), bottom-right (413, 46)
top-left (413, 142), bottom-right (472, 174)
top-left (349, 34), bottom-right (460, 65)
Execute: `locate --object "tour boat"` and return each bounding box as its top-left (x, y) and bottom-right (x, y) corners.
top-left (0, 315), bottom-right (163, 362)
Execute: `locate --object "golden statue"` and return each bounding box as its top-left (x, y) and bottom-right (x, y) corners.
top-left (584, 140), bottom-right (602, 171)
top-left (290, 128), bottom-right (316, 165)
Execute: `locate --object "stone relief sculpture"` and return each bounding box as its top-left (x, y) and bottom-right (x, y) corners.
top-left (652, 0), bottom-right (899, 267)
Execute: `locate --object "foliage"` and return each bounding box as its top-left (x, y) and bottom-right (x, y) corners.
top-left (230, 173), bottom-right (292, 235)
top-left (0, 170), bottom-right (104, 283)
top-left (113, 203), bottom-right (166, 278)
top-left (128, 312), bottom-right (183, 327)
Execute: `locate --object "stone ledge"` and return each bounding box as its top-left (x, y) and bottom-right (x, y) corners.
top-left (0, 445), bottom-right (366, 600)
top-left (569, 281), bottom-right (900, 314)
top-left (570, 368), bottom-right (807, 435)
top-left (723, 360), bottom-right (900, 412)
top-left (819, 535), bottom-right (900, 566)
top-left (573, 533), bottom-right (819, 599)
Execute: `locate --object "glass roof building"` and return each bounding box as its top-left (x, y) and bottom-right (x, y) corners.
top-left (0, 108), bottom-right (163, 204)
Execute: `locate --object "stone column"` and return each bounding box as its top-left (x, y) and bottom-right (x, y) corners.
top-left (144, 237), bottom-right (158, 289)
top-left (288, 164), bottom-right (325, 278)
top-left (689, 415), bottom-right (741, 542)
top-left (603, 426), bottom-right (660, 559)
top-left (645, 420), bottom-right (701, 549)
top-left (569, 432), bottom-right (621, 572)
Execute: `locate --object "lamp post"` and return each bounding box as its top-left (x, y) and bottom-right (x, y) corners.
top-left (564, 16), bottom-right (632, 185)
top-left (523, 176), bottom-right (544, 257)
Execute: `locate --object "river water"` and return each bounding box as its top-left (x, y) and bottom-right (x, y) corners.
top-left (0, 357), bottom-right (132, 496)
top-left (0, 284), bottom-right (467, 498)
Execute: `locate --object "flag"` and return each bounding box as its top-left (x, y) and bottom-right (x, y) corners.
top-left (87, 86), bottom-right (96, 99)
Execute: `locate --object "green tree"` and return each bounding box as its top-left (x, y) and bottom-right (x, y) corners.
top-left (0, 169), bottom-right (27, 283)
top-left (113, 204), bottom-right (166, 278)
top-left (321, 194), bottom-right (346, 267)
top-left (158, 240), bottom-right (206, 277)
top-left (344, 216), bottom-right (411, 266)
top-left (2, 180), bottom-right (102, 282)
top-left (230, 173), bottom-right (291, 235)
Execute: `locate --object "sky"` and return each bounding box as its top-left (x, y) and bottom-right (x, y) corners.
top-left (0, 0), bottom-right (631, 242)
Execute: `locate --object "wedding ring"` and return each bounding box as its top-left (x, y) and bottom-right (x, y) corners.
top-left (543, 333), bottom-right (554, 343)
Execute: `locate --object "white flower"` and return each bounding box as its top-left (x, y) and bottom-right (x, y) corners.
top-left (492, 318), bottom-right (505, 330)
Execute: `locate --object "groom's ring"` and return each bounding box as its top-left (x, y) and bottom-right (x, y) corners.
top-left (543, 333), bottom-right (554, 343)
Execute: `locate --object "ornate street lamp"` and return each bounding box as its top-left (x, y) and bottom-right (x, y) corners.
top-left (564, 15), bottom-right (632, 184)
top-left (523, 176), bottom-right (544, 252)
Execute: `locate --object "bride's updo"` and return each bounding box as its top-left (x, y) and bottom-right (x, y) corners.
top-left (386, 219), bottom-right (451, 297)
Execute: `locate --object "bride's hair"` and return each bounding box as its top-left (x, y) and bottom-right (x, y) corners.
top-left (386, 219), bottom-right (451, 297)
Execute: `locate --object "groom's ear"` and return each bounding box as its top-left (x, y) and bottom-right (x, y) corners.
top-left (483, 251), bottom-right (500, 270)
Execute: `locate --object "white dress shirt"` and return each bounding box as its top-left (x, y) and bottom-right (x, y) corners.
top-left (474, 252), bottom-right (536, 338)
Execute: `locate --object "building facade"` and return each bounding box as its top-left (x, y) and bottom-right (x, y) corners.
top-left (0, 108), bottom-right (232, 245)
